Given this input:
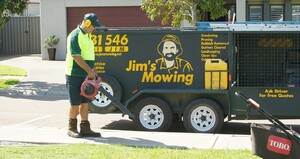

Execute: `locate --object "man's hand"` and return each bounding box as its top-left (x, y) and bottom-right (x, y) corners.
top-left (87, 70), bottom-right (96, 80)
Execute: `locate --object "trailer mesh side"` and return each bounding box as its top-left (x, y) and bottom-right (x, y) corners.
top-left (236, 33), bottom-right (300, 87)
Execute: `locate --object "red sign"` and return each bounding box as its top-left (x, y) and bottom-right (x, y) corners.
top-left (267, 135), bottom-right (292, 155)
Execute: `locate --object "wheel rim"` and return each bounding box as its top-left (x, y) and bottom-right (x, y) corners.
top-left (91, 82), bottom-right (113, 108)
top-left (139, 105), bottom-right (164, 130)
top-left (190, 106), bottom-right (216, 132)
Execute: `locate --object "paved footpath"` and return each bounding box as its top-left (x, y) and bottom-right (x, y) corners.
top-left (0, 55), bottom-right (252, 150)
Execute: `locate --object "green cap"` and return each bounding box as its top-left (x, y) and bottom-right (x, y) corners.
top-left (84, 13), bottom-right (100, 27)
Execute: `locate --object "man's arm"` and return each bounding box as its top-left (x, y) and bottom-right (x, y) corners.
top-left (73, 55), bottom-right (96, 79)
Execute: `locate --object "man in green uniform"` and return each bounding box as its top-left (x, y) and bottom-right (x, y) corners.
top-left (65, 13), bottom-right (101, 138)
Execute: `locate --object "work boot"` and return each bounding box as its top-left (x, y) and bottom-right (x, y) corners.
top-left (68, 118), bottom-right (82, 138)
top-left (80, 120), bottom-right (101, 137)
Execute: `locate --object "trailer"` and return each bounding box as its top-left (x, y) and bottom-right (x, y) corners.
top-left (89, 22), bottom-right (300, 133)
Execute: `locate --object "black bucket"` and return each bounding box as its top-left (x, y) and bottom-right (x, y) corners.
top-left (251, 123), bottom-right (300, 159)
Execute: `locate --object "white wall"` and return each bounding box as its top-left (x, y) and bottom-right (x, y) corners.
top-left (236, 0), bottom-right (246, 22)
top-left (40, 0), bottom-right (66, 60)
top-left (30, 0), bottom-right (40, 3)
top-left (65, 0), bottom-right (141, 7)
top-left (40, 0), bottom-right (142, 60)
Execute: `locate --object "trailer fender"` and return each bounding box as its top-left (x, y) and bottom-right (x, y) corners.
top-left (89, 74), bottom-right (122, 113)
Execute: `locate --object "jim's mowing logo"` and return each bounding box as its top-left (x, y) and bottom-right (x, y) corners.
top-left (126, 34), bottom-right (194, 86)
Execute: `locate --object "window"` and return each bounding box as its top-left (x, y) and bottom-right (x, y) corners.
top-left (270, 5), bottom-right (283, 21)
top-left (27, 3), bottom-right (40, 16)
top-left (14, 3), bottom-right (40, 17)
top-left (249, 6), bottom-right (262, 21)
top-left (292, 5), bottom-right (300, 21)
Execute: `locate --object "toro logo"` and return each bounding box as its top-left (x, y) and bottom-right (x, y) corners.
top-left (267, 135), bottom-right (291, 155)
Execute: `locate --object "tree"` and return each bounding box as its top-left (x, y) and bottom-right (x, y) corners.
top-left (141, 0), bottom-right (227, 27)
top-left (0, 0), bottom-right (28, 28)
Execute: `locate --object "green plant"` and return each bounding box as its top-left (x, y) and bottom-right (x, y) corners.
top-left (44, 35), bottom-right (59, 49)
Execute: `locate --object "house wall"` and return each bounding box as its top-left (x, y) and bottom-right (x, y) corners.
top-left (40, 0), bottom-right (67, 60)
top-left (45, 1), bottom-right (300, 60)
top-left (237, 0), bottom-right (246, 21)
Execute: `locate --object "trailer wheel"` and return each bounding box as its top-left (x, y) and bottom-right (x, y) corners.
top-left (183, 99), bottom-right (224, 133)
top-left (89, 74), bottom-right (122, 113)
top-left (133, 97), bottom-right (173, 131)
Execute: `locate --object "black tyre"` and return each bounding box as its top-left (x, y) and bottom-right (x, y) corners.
top-left (133, 97), bottom-right (173, 131)
top-left (183, 99), bottom-right (224, 133)
top-left (89, 74), bottom-right (122, 113)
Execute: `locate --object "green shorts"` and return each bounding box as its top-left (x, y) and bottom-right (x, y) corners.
top-left (65, 75), bottom-right (91, 106)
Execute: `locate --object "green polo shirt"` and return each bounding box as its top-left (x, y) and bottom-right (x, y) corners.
top-left (65, 26), bottom-right (95, 77)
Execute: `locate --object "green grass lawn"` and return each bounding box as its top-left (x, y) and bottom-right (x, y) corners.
top-left (0, 144), bottom-right (260, 159)
top-left (0, 79), bottom-right (20, 90)
top-left (0, 65), bottom-right (27, 76)
top-left (0, 65), bottom-right (27, 90)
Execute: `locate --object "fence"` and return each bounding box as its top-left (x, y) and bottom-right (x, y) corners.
top-left (0, 17), bottom-right (40, 55)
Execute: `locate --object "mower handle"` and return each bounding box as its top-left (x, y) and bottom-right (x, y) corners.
top-left (235, 91), bottom-right (300, 143)
top-left (235, 91), bottom-right (260, 109)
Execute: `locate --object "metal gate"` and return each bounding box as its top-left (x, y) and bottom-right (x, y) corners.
top-left (236, 33), bottom-right (300, 87)
top-left (0, 17), bottom-right (40, 55)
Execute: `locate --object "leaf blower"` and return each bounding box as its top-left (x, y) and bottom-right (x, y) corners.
top-left (80, 76), bottom-right (102, 100)
top-left (80, 76), bottom-right (135, 118)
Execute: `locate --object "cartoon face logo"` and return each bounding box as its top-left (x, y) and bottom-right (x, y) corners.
top-left (162, 41), bottom-right (179, 61)
top-left (158, 34), bottom-right (183, 62)
top-left (156, 34), bottom-right (193, 73)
